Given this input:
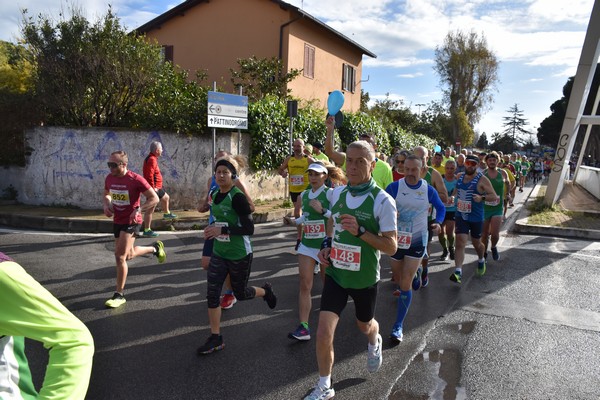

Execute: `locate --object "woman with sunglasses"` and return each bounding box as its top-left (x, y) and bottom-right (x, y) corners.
top-left (393, 150), bottom-right (410, 181)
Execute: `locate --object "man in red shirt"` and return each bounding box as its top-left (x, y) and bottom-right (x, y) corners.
top-left (142, 141), bottom-right (177, 237)
top-left (103, 150), bottom-right (167, 308)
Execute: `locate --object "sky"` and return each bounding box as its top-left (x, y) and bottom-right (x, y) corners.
top-left (0, 0), bottom-right (596, 141)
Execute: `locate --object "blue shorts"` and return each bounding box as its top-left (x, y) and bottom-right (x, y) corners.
top-left (202, 238), bottom-right (214, 257)
top-left (391, 244), bottom-right (426, 260)
top-left (455, 215), bottom-right (483, 238)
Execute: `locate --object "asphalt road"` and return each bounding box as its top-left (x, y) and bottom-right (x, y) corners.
top-left (2, 206), bottom-right (600, 399)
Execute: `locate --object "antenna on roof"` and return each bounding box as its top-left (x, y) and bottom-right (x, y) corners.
top-left (301, 0), bottom-right (304, 9)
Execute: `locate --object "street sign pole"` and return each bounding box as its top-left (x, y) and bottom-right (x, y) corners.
top-left (238, 86), bottom-right (243, 155)
top-left (212, 81), bottom-right (217, 161)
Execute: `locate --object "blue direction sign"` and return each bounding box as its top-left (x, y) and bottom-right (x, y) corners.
top-left (207, 91), bottom-right (248, 130)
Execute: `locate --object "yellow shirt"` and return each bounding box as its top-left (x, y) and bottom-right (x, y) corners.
top-left (288, 156), bottom-right (310, 193)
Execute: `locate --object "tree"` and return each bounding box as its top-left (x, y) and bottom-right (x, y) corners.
top-left (476, 132), bottom-right (488, 149)
top-left (21, 6), bottom-right (164, 126)
top-left (367, 94), bottom-right (419, 134)
top-left (434, 30), bottom-right (499, 146)
top-left (502, 103), bottom-right (529, 152)
top-left (412, 101), bottom-right (453, 143)
top-left (230, 56), bottom-right (301, 102)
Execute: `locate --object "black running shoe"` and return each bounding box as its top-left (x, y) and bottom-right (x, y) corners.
top-left (196, 334), bottom-right (224, 355)
top-left (262, 282), bottom-right (277, 309)
top-left (449, 247), bottom-right (455, 260)
top-left (439, 249), bottom-right (449, 261)
top-left (491, 247), bottom-right (500, 261)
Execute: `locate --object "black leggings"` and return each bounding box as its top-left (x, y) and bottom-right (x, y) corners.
top-left (206, 254), bottom-right (256, 308)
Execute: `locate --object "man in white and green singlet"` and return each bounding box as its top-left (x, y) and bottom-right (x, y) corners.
top-left (303, 140), bottom-right (397, 400)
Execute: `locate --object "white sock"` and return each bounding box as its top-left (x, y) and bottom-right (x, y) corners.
top-left (479, 257), bottom-right (485, 263)
top-left (318, 376), bottom-right (331, 389)
top-left (455, 267), bottom-right (462, 274)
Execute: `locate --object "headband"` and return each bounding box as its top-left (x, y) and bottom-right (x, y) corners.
top-left (215, 159), bottom-right (238, 177)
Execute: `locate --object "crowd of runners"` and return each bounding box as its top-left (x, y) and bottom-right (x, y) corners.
top-left (2, 125), bottom-right (535, 399)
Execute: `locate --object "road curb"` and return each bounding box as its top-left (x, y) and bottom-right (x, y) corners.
top-left (0, 207), bottom-right (293, 233)
top-left (513, 183), bottom-right (600, 240)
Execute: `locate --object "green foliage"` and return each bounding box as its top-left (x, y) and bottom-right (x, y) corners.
top-left (129, 65), bottom-right (209, 134)
top-left (230, 56), bottom-right (301, 102)
top-left (434, 30), bottom-right (499, 142)
top-left (248, 95), bottom-right (289, 170)
top-left (0, 41), bottom-right (34, 93)
top-left (21, 6), bottom-right (163, 126)
top-left (338, 112), bottom-right (388, 152)
top-left (476, 132), bottom-right (488, 149)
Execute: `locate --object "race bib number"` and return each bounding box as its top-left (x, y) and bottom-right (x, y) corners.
top-left (330, 241), bottom-right (361, 271)
top-left (457, 199), bottom-right (472, 213)
top-left (290, 175), bottom-right (304, 186)
top-left (445, 196), bottom-right (455, 207)
top-left (214, 221), bottom-right (230, 242)
top-left (485, 198), bottom-right (500, 206)
top-left (303, 219), bottom-right (326, 239)
top-left (397, 231), bottom-right (412, 249)
top-left (109, 189), bottom-right (130, 206)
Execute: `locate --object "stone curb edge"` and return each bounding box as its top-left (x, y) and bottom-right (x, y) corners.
top-left (512, 183), bottom-right (600, 241)
top-left (0, 208), bottom-right (293, 234)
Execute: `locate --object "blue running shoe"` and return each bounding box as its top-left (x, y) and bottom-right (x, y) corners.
top-left (390, 324), bottom-right (403, 342)
top-left (412, 267), bottom-right (422, 291)
top-left (491, 247), bottom-right (500, 261)
top-left (421, 273), bottom-right (429, 287)
top-left (288, 324), bottom-right (311, 341)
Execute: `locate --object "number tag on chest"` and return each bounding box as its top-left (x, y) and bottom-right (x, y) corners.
top-left (290, 175), bottom-right (304, 186)
top-left (397, 231), bottom-right (412, 249)
top-left (484, 198), bottom-right (500, 206)
top-left (330, 241), bottom-right (361, 271)
top-left (457, 199), bottom-right (472, 213)
top-left (303, 219), bottom-right (326, 239)
top-left (110, 189), bottom-right (130, 206)
top-left (214, 222), bottom-right (230, 242)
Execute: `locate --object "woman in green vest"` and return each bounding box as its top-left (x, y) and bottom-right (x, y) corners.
top-left (196, 156), bottom-right (277, 355)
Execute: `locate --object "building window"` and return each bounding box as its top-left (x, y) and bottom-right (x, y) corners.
top-left (303, 44), bottom-right (315, 79)
top-left (161, 45), bottom-right (174, 63)
top-left (342, 63), bottom-right (356, 93)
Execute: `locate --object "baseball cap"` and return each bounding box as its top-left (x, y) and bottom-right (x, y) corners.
top-left (306, 163), bottom-right (328, 174)
top-left (312, 142), bottom-right (323, 150)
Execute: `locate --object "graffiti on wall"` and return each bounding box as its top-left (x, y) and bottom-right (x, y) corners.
top-left (49, 131), bottom-right (93, 180)
top-left (48, 130), bottom-right (180, 182)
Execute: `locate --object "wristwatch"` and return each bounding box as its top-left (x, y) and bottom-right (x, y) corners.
top-left (355, 226), bottom-right (366, 238)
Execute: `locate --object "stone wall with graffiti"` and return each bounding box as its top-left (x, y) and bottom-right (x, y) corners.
top-left (2, 127), bottom-right (286, 209)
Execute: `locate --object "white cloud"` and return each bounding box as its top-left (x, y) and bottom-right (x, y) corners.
top-left (397, 72), bottom-right (424, 78)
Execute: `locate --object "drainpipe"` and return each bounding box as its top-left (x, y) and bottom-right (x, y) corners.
top-left (279, 14), bottom-right (303, 60)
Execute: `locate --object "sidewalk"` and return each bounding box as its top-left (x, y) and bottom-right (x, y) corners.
top-left (513, 180), bottom-right (600, 240)
top-left (1, 182), bottom-right (599, 239)
top-left (0, 199), bottom-right (293, 233)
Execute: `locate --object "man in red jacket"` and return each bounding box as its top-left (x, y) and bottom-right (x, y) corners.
top-left (142, 141), bottom-right (177, 237)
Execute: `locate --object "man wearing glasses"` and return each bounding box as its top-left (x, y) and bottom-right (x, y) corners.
top-left (103, 150), bottom-right (167, 308)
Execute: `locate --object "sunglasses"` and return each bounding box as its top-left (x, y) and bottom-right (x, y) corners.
top-left (107, 162), bottom-right (122, 168)
top-left (465, 160), bottom-right (478, 167)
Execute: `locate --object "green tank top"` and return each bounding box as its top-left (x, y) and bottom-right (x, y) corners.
top-left (483, 169), bottom-right (504, 213)
top-left (301, 187), bottom-right (331, 249)
top-left (327, 187), bottom-right (382, 289)
top-left (212, 186), bottom-right (253, 260)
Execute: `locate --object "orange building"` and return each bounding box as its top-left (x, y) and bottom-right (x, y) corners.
top-left (135, 0), bottom-right (376, 112)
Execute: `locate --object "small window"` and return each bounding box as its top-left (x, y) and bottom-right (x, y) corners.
top-left (161, 45), bottom-right (174, 63)
top-left (342, 63), bottom-right (356, 93)
top-left (303, 44), bottom-right (315, 79)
